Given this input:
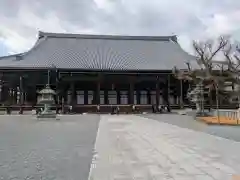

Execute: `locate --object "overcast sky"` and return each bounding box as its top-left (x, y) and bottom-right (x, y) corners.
top-left (0, 0), bottom-right (240, 56)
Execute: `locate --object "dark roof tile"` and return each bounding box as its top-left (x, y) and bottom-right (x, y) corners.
top-left (0, 31), bottom-right (196, 70)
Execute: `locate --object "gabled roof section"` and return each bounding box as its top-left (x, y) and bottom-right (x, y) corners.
top-left (0, 31), bottom-right (197, 70)
top-left (0, 53), bottom-right (23, 60)
top-left (0, 53), bottom-right (24, 67)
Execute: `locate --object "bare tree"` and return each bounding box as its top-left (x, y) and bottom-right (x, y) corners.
top-left (223, 43), bottom-right (240, 105)
top-left (173, 36), bottom-right (230, 114)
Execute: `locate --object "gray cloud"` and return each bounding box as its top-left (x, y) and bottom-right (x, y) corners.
top-left (0, 0), bottom-right (240, 55)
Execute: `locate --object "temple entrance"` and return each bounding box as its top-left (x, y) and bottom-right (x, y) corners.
top-left (61, 79), bottom-right (174, 113)
top-left (0, 71), bottom-right (190, 114)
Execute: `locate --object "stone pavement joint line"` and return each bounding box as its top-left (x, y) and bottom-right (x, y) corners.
top-left (88, 115), bottom-right (240, 180)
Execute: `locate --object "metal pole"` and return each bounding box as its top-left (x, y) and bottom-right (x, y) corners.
top-left (216, 84), bottom-right (220, 124)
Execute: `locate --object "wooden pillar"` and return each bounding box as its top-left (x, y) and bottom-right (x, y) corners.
top-left (19, 76), bottom-right (24, 105)
top-left (117, 90), bottom-right (121, 104)
top-left (129, 82), bottom-right (134, 104)
top-left (136, 91), bottom-right (140, 104)
top-left (34, 85), bottom-right (37, 105)
top-left (55, 70), bottom-right (59, 105)
top-left (167, 74), bottom-right (171, 105)
top-left (180, 79), bottom-right (184, 108)
top-left (63, 85), bottom-right (68, 104)
top-left (96, 81), bottom-right (100, 104)
top-left (104, 90), bottom-right (108, 104)
top-left (25, 86), bottom-right (35, 105)
top-left (1, 85), bottom-right (7, 103)
top-left (70, 82), bottom-right (74, 104)
top-left (70, 82), bottom-right (76, 105)
top-left (60, 84), bottom-right (68, 113)
top-left (47, 69), bottom-right (50, 85)
top-left (147, 90), bottom-right (151, 104)
top-left (84, 90), bottom-right (88, 105)
top-left (156, 76), bottom-right (160, 105)
top-left (188, 81), bottom-right (193, 106)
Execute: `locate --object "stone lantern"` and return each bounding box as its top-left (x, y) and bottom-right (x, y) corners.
top-left (187, 83), bottom-right (209, 117)
top-left (37, 84), bottom-right (57, 118)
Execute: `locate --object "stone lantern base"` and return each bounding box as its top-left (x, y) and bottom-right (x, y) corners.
top-left (37, 114), bottom-right (57, 119)
top-left (37, 104), bottom-right (57, 119)
top-left (37, 112), bottom-right (57, 119)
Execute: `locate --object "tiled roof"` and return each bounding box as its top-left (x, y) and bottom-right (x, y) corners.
top-left (0, 53), bottom-right (22, 60)
top-left (0, 31), bottom-right (196, 70)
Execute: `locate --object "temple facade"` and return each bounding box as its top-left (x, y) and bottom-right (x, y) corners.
top-left (0, 31), bottom-right (206, 113)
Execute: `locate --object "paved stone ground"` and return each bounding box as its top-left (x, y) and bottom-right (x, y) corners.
top-left (2, 114), bottom-right (240, 180)
top-left (0, 115), bottom-right (100, 180)
top-left (89, 115), bottom-right (240, 180)
top-left (141, 114), bottom-right (240, 142)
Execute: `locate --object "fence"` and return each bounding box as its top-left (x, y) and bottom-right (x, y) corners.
top-left (213, 109), bottom-right (240, 124)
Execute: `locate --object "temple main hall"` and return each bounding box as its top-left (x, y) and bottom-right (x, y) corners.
top-left (0, 31), bottom-right (196, 113)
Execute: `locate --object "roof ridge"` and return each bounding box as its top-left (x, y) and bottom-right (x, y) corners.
top-left (39, 31), bottom-right (177, 42)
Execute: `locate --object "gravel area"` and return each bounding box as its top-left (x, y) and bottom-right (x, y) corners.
top-left (0, 115), bottom-right (100, 180)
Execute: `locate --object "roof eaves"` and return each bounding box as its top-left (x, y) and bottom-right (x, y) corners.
top-left (15, 35), bottom-right (48, 60)
top-left (168, 39), bottom-right (196, 62)
top-left (0, 32), bottom-right (47, 62)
